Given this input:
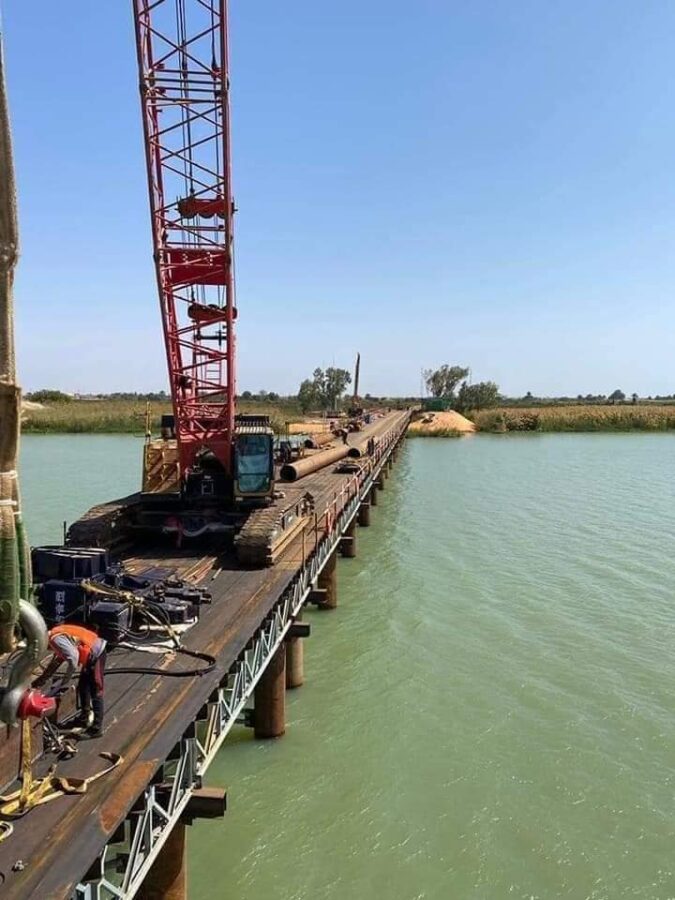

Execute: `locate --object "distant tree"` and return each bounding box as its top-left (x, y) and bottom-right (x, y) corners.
top-left (297, 367), bottom-right (352, 411)
top-left (25, 389), bottom-right (72, 404)
top-left (631, 392), bottom-right (638, 405)
top-left (266, 391), bottom-right (279, 402)
top-left (456, 380), bottom-right (500, 412)
top-left (524, 391), bottom-right (534, 401)
top-left (297, 379), bottom-right (317, 413)
top-left (240, 390), bottom-right (253, 400)
top-left (608, 389), bottom-right (626, 404)
top-left (323, 367), bottom-right (352, 409)
top-left (423, 365), bottom-right (469, 399)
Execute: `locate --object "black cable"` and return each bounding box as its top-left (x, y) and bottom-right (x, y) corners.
top-left (106, 646), bottom-right (216, 678)
top-left (50, 582), bottom-right (216, 677)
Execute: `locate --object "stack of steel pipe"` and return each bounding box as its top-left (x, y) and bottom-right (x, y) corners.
top-left (281, 411), bottom-right (409, 481)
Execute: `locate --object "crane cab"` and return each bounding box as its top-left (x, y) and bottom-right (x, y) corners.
top-left (233, 416), bottom-right (274, 502)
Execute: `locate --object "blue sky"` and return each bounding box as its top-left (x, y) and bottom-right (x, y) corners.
top-left (3, 1), bottom-right (674, 397)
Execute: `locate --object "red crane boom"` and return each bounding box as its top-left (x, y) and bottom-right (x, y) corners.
top-left (133, 0), bottom-right (236, 478)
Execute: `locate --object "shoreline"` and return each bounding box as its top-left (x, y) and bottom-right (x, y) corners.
top-left (21, 402), bottom-right (675, 436)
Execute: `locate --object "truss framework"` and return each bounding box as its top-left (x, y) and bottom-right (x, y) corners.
top-left (133, 0), bottom-right (236, 475)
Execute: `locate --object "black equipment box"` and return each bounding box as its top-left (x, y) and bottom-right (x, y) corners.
top-left (32, 546), bottom-right (109, 582)
top-left (39, 580), bottom-right (88, 628)
top-left (89, 601), bottom-right (130, 647)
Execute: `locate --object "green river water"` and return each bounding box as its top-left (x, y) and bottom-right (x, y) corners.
top-left (19, 433), bottom-right (675, 899)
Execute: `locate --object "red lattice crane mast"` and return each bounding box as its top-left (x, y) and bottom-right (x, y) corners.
top-left (133, 0), bottom-right (236, 478)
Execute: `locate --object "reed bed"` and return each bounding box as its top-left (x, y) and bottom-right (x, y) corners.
top-left (21, 399), bottom-right (302, 434)
top-left (471, 405), bottom-right (675, 433)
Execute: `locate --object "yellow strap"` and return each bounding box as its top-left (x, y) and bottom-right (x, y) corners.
top-left (18, 719), bottom-right (31, 808)
top-left (0, 719), bottom-right (123, 818)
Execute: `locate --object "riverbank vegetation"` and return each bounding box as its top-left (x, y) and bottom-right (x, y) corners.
top-left (418, 362), bottom-right (675, 433)
top-left (21, 396), bottom-right (304, 434)
top-left (471, 405), bottom-right (675, 433)
top-left (20, 385), bottom-right (675, 435)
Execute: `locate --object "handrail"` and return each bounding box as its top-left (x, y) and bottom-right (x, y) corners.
top-left (309, 412), bottom-right (409, 548)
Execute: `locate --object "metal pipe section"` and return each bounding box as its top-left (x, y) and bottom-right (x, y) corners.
top-left (280, 444), bottom-right (350, 482)
top-left (303, 431), bottom-right (334, 450)
top-left (0, 600), bottom-right (49, 725)
top-left (284, 411), bottom-right (409, 480)
top-left (347, 411), bottom-right (409, 458)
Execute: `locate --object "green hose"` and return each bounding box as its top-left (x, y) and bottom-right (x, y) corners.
top-left (15, 508), bottom-right (31, 604)
top-left (0, 525), bottom-right (19, 650)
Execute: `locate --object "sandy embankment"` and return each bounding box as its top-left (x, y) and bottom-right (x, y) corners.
top-left (407, 410), bottom-right (475, 435)
top-left (287, 420), bottom-right (332, 435)
top-left (21, 400), bottom-right (45, 421)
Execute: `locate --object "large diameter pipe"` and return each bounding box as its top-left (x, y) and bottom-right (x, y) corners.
top-left (348, 412), bottom-right (409, 458)
top-left (303, 431), bottom-right (334, 450)
top-left (280, 444), bottom-right (350, 482)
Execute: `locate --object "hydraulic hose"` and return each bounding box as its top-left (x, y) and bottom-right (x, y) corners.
top-left (106, 647), bottom-right (216, 678)
top-left (80, 580), bottom-right (216, 677)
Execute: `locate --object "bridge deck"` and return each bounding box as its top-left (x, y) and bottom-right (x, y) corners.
top-left (0, 411), bottom-right (410, 898)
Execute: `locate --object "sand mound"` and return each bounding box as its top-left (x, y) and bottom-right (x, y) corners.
top-left (408, 410), bottom-right (475, 435)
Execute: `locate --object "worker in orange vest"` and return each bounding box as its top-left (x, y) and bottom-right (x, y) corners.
top-left (46, 624), bottom-right (107, 738)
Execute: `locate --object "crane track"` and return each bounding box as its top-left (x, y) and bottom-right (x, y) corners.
top-left (66, 494), bottom-right (141, 554)
top-left (235, 494), bottom-right (313, 567)
top-left (67, 492), bottom-right (314, 570)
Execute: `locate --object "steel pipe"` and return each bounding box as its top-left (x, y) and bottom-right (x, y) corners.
top-left (348, 411), bottom-right (409, 458)
top-left (280, 444), bottom-right (350, 482)
top-left (303, 431), bottom-right (334, 450)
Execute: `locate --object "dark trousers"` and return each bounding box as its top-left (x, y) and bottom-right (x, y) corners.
top-left (78, 650), bottom-right (106, 726)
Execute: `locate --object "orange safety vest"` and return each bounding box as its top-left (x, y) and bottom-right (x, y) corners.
top-left (49, 624), bottom-right (100, 667)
